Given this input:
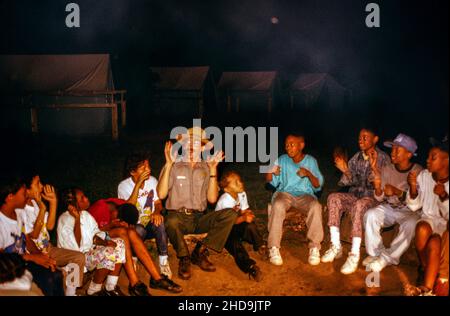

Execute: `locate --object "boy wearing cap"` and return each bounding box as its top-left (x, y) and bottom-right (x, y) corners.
top-left (406, 136), bottom-right (448, 295)
top-left (363, 133), bottom-right (423, 272)
top-left (322, 127), bottom-right (389, 275)
top-left (157, 127), bottom-right (237, 280)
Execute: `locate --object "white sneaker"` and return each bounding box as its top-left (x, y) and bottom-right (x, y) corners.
top-left (362, 255), bottom-right (377, 266)
top-left (159, 261), bottom-right (173, 279)
top-left (308, 248), bottom-right (321, 266)
top-left (321, 245), bottom-right (343, 263)
top-left (340, 253), bottom-right (360, 275)
top-left (367, 257), bottom-right (388, 273)
top-left (269, 247), bottom-right (283, 266)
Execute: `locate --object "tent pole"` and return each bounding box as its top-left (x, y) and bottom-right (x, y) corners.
top-left (111, 103), bottom-right (119, 141)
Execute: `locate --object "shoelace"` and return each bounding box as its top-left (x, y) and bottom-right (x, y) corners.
top-left (269, 248), bottom-right (280, 257)
top-left (348, 254), bottom-right (359, 263)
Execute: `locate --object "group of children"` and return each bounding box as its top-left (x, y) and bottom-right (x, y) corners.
top-left (0, 148), bottom-right (264, 296)
top-left (265, 130), bottom-right (448, 296)
top-left (0, 128), bottom-right (448, 296)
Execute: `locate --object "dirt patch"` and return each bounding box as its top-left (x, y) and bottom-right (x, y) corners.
top-left (112, 232), bottom-right (418, 296)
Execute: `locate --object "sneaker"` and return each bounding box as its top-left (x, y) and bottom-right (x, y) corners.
top-left (269, 247), bottom-right (283, 266)
top-left (362, 255), bottom-right (377, 266)
top-left (149, 274), bottom-right (183, 294)
top-left (367, 257), bottom-right (389, 273)
top-left (340, 253), bottom-right (360, 275)
top-left (128, 281), bottom-right (151, 296)
top-left (159, 261), bottom-right (173, 280)
top-left (86, 289), bottom-right (107, 296)
top-left (321, 245), bottom-right (343, 263)
top-left (104, 286), bottom-right (126, 296)
top-left (308, 248), bottom-right (321, 266)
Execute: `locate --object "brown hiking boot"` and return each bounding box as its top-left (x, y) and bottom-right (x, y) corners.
top-left (191, 243), bottom-right (216, 272)
top-left (178, 256), bottom-right (191, 280)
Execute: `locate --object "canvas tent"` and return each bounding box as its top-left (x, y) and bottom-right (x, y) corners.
top-left (289, 73), bottom-right (348, 110)
top-left (0, 54), bottom-right (126, 139)
top-left (217, 71), bottom-right (278, 113)
top-left (149, 66), bottom-right (213, 118)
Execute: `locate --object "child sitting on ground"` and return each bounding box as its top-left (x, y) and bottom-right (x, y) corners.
top-left (57, 188), bottom-right (126, 296)
top-left (405, 137), bottom-right (449, 296)
top-left (216, 171), bottom-right (265, 281)
top-left (88, 198), bottom-right (182, 295)
top-left (118, 152), bottom-right (172, 279)
top-left (16, 174), bottom-right (85, 296)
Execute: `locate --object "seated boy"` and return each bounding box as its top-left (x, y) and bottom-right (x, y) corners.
top-left (0, 175), bottom-right (64, 296)
top-left (118, 152), bottom-right (172, 279)
top-left (16, 174), bottom-right (85, 296)
top-left (265, 134), bottom-right (324, 266)
top-left (363, 134), bottom-right (423, 272)
top-left (216, 171), bottom-right (265, 281)
top-left (322, 127), bottom-right (389, 274)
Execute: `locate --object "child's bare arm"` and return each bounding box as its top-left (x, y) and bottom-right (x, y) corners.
top-left (42, 185), bottom-right (57, 231)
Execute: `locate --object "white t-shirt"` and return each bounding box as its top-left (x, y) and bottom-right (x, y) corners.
top-left (117, 176), bottom-right (159, 226)
top-left (16, 200), bottom-right (50, 252)
top-left (0, 211), bottom-right (27, 254)
top-left (407, 169), bottom-right (449, 234)
top-left (215, 192), bottom-right (250, 212)
top-left (57, 210), bottom-right (106, 254)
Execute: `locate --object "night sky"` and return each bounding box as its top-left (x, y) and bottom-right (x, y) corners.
top-left (0, 0), bottom-right (448, 127)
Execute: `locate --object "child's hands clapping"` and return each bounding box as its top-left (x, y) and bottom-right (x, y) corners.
top-left (240, 210), bottom-right (255, 223)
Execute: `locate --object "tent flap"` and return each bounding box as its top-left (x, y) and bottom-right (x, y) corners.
top-left (218, 71), bottom-right (277, 91)
top-left (0, 54), bottom-right (113, 93)
top-left (150, 66), bottom-right (209, 91)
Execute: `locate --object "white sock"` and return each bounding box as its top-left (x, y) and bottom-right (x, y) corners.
top-left (351, 237), bottom-right (362, 256)
top-left (330, 226), bottom-right (341, 249)
top-left (87, 282), bottom-right (103, 295)
top-left (159, 255), bottom-right (168, 266)
top-left (105, 275), bottom-right (119, 291)
top-left (65, 285), bottom-right (77, 296)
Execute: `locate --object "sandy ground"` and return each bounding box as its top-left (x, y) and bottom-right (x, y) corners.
top-left (110, 228), bottom-right (418, 297)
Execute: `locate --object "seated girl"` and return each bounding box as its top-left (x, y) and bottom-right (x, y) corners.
top-left (57, 188), bottom-right (126, 296)
top-left (88, 198), bottom-right (182, 295)
top-left (405, 142), bottom-right (449, 296)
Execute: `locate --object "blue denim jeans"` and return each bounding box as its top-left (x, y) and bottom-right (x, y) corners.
top-left (135, 222), bottom-right (168, 256)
